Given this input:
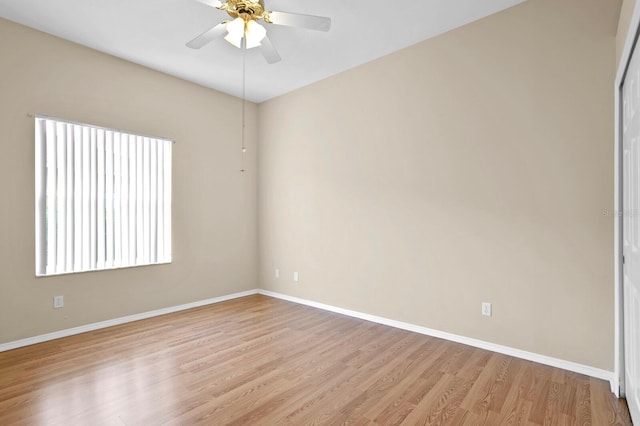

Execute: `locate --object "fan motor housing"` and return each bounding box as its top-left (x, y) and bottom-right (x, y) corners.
top-left (226, 0), bottom-right (265, 21)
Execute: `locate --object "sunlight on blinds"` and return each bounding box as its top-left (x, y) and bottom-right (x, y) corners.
top-left (35, 116), bottom-right (172, 276)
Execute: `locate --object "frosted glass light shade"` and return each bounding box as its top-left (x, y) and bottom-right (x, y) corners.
top-left (224, 17), bottom-right (245, 48)
top-left (245, 21), bottom-right (266, 49)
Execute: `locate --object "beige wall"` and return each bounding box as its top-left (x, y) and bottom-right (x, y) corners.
top-left (0, 18), bottom-right (258, 344)
top-left (617, 0), bottom-right (637, 68)
top-left (258, 0), bottom-right (618, 370)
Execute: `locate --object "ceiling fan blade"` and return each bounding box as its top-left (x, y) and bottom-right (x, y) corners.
top-left (266, 11), bottom-right (331, 32)
top-left (260, 36), bottom-right (281, 64)
top-left (195, 0), bottom-right (225, 9)
top-left (186, 22), bottom-right (227, 49)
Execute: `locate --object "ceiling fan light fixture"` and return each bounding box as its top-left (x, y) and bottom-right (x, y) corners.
top-left (245, 21), bottom-right (266, 49)
top-left (224, 17), bottom-right (245, 48)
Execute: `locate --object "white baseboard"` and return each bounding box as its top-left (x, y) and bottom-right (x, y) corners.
top-left (258, 289), bottom-right (617, 392)
top-left (0, 289), bottom-right (259, 353)
top-left (0, 287), bottom-right (617, 395)
top-left (612, 375), bottom-right (620, 398)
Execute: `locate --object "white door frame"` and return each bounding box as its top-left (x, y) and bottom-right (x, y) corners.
top-left (616, 1), bottom-right (640, 399)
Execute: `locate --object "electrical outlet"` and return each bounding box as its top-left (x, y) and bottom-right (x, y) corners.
top-left (54, 295), bottom-right (64, 309)
top-left (481, 302), bottom-right (491, 317)
top-left (275, 268), bottom-right (280, 279)
top-left (293, 271), bottom-right (299, 282)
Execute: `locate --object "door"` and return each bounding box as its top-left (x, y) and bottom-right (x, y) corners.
top-left (622, 36), bottom-right (640, 425)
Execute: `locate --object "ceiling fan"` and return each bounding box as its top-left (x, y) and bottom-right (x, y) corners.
top-left (186, 0), bottom-right (332, 64)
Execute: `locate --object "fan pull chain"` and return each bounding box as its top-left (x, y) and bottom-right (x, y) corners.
top-left (240, 37), bottom-right (247, 172)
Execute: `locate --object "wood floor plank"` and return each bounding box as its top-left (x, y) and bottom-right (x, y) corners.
top-left (575, 379), bottom-right (593, 425)
top-left (491, 361), bottom-right (533, 425)
top-left (590, 377), bottom-right (633, 425)
top-left (398, 373), bottom-right (474, 425)
top-left (0, 295), bottom-right (632, 425)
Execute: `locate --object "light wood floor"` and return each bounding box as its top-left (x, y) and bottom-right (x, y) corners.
top-left (0, 294), bottom-right (632, 425)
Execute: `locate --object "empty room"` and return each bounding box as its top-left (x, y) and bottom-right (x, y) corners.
top-left (0, 0), bottom-right (637, 424)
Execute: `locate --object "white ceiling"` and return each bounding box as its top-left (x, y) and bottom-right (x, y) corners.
top-left (0, 0), bottom-right (524, 103)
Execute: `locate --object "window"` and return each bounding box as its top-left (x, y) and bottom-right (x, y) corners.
top-left (35, 116), bottom-right (172, 276)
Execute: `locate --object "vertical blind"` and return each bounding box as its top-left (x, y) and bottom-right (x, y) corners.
top-left (35, 116), bottom-right (172, 276)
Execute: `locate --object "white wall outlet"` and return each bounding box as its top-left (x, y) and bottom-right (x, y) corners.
top-left (293, 271), bottom-right (299, 282)
top-left (54, 295), bottom-right (64, 309)
top-left (481, 302), bottom-right (492, 317)
top-left (275, 268), bottom-right (280, 279)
